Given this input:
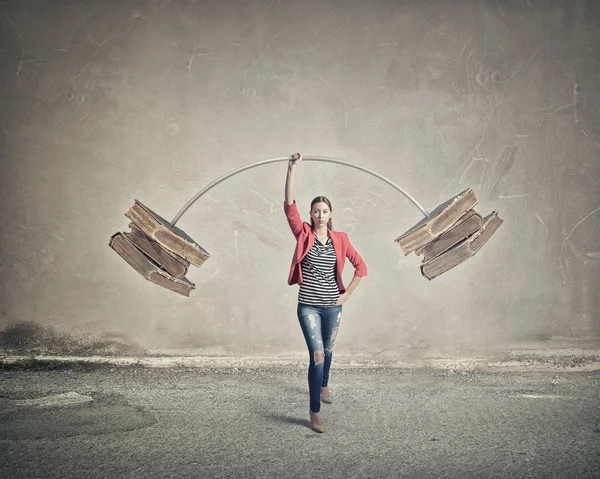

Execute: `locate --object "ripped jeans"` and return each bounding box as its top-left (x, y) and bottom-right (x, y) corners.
top-left (297, 302), bottom-right (343, 413)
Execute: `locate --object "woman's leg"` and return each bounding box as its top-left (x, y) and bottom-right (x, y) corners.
top-left (321, 305), bottom-right (342, 389)
top-left (297, 303), bottom-right (325, 413)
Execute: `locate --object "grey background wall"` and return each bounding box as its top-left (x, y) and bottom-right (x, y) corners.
top-left (1, 0), bottom-right (598, 356)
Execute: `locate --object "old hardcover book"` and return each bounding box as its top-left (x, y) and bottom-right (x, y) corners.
top-left (124, 222), bottom-right (189, 278)
top-left (125, 200), bottom-right (210, 267)
top-left (395, 188), bottom-right (479, 255)
top-left (416, 210), bottom-right (483, 262)
top-left (109, 232), bottom-right (195, 296)
top-left (420, 211), bottom-right (503, 280)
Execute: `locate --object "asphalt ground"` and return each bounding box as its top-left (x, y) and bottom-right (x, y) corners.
top-left (1, 363), bottom-right (599, 478)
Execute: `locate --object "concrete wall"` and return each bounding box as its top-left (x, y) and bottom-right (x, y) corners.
top-left (1, 0), bottom-right (598, 356)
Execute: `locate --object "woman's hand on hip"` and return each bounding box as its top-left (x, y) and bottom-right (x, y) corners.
top-left (335, 292), bottom-right (349, 306)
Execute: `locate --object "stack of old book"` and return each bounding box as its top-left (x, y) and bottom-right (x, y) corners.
top-left (109, 200), bottom-right (210, 296)
top-left (395, 188), bottom-right (503, 279)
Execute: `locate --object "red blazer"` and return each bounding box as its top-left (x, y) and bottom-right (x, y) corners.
top-left (284, 200), bottom-right (367, 294)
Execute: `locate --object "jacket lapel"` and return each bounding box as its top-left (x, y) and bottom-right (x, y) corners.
top-left (328, 229), bottom-right (342, 263)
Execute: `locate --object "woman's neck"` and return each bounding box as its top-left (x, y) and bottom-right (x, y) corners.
top-left (314, 225), bottom-right (328, 237)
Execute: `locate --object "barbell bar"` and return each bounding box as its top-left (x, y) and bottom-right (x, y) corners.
top-left (170, 156), bottom-right (430, 227)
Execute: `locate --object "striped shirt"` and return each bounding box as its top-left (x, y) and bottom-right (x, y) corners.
top-left (298, 232), bottom-right (340, 306)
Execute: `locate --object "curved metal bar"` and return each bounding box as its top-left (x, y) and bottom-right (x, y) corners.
top-left (170, 156), bottom-right (430, 226)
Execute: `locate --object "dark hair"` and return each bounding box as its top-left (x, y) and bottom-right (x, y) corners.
top-left (309, 196), bottom-right (333, 231)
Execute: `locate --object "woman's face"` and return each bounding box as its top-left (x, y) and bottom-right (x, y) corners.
top-left (310, 202), bottom-right (331, 227)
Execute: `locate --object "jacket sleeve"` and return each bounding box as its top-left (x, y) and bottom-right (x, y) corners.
top-left (283, 200), bottom-right (304, 239)
top-left (345, 233), bottom-right (368, 277)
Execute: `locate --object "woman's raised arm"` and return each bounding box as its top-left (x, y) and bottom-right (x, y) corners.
top-left (285, 152), bottom-right (302, 206)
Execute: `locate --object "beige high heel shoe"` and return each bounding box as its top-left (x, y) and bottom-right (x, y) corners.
top-left (310, 410), bottom-right (324, 433)
top-left (321, 386), bottom-right (332, 404)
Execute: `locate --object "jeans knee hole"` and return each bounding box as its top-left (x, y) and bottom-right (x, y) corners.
top-left (314, 351), bottom-right (324, 365)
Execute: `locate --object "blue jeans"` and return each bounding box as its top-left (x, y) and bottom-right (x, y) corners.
top-left (297, 302), bottom-right (343, 413)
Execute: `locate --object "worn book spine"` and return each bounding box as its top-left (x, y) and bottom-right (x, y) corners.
top-left (125, 222), bottom-right (189, 278)
top-left (125, 200), bottom-right (210, 267)
top-left (395, 188), bottom-right (479, 255)
top-left (466, 211), bottom-right (503, 252)
top-left (420, 211), bottom-right (503, 280)
top-left (418, 210), bottom-right (483, 262)
top-left (109, 232), bottom-right (195, 296)
top-left (429, 188), bottom-right (478, 236)
top-left (414, 210), bottom-right (479, 256)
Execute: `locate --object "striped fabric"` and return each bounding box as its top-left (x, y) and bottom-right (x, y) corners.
top-left (298, 232), bottom-right (340, 306)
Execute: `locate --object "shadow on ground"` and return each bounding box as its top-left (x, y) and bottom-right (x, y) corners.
top-left (264, 413), bottom-right (312, 430)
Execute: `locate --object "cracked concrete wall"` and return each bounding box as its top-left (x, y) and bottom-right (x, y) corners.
top-left (0, 0), bottom-right (598, 356)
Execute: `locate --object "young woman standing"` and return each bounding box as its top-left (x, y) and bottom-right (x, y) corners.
top-left (284, 152), bottom-right (368, 433)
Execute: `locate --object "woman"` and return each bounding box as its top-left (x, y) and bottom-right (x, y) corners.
top-left (284, 152), bottom-right (368, 433)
